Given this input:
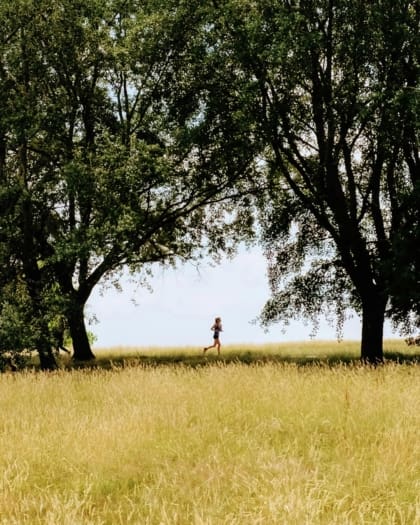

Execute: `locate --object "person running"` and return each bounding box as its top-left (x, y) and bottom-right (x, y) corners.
top-left (203, 317), bottom-right (223, 355)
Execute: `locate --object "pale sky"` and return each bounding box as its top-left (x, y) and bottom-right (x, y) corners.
top-left (87, 246), bottom-right (395, 348)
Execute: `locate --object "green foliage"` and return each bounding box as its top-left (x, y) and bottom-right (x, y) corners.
top-left (1, 0), bottom-right (417, 366)
top-left (0, 279), bottom-right (34, 370)
top-left (0, 289), bottom-right (34, 351)
top-left (204, 0), bottom-right (419, 360)
top-left (0, 0), bottom-right (258, 363)
top-left (387, 181), bottom-right (420, 331)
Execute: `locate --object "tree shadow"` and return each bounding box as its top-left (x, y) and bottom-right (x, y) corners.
top-left (67, 348), bottom-right (420, 371)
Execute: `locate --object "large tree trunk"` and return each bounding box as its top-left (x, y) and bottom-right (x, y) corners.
top-left (360, 295), bottom-right (387, 364)
top-left (68, 302), bottom-right (95, 361)
top-left (33, 316), bottom-right (58, 371)
top-left (37, 340), bottom-right (59, 371)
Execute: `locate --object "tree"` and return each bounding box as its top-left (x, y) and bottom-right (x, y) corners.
top-left (208, 0), bottom-right (419, 362)
top-left (0, 0), bottom-right (257, 365)
top-left (386, 162), bottom-right (420, 331)
top-left (0, 0), bottom-right (61, 369)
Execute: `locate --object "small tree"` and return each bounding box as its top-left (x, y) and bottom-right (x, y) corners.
top-left (0, 279), bottom-right (33, 371)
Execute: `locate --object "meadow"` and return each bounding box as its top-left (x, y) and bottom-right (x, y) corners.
top-left (0, 340), bottom-right (419, 524)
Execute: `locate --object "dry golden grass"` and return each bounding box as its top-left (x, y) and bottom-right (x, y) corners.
top-left (0, 341), bottom-right (419, 524)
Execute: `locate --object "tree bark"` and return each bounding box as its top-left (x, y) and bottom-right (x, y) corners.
top-left (37, 339), bottom-right (59, 371)
top-left (360, 295), bottom-right (387, 364)
top-left (68, 302), bottom-right (95, 361)
top-left (31, 302), bottom-right (59, 371)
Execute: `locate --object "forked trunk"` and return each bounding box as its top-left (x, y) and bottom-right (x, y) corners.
top-left (38, 349), bottom-right (59, 370)
top-left (37, 333), bottom-right (58, 371)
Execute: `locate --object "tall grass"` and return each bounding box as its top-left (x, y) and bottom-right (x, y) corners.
top-left (1, 342), bottom-right (419, 524)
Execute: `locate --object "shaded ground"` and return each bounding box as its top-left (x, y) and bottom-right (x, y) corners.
top-left (67, 348), bottom-right (420, 371)
top-left (4, 341), bottom-right (419, 373)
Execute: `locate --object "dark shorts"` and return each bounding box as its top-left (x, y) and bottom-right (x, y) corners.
top-left (213, 332), bottom-right (220, 339)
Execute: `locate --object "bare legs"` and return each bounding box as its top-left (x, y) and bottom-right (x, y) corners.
top-left (203, 337), bottom-right (221, 355)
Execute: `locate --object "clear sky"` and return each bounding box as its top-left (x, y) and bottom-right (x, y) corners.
top-left (87, 246), bottom-right (395, 348)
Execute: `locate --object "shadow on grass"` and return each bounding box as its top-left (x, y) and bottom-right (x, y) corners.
top-left (67, 349), bottom-right (420, 372)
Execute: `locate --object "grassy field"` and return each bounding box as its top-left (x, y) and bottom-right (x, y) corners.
top-left (0, 341), bottom-right (419, 524)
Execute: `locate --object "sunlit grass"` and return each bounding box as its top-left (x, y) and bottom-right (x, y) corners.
top-left (79, 338), bottom-right (417, 369)
top-left (1, 341), bottom-right (419, 524)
